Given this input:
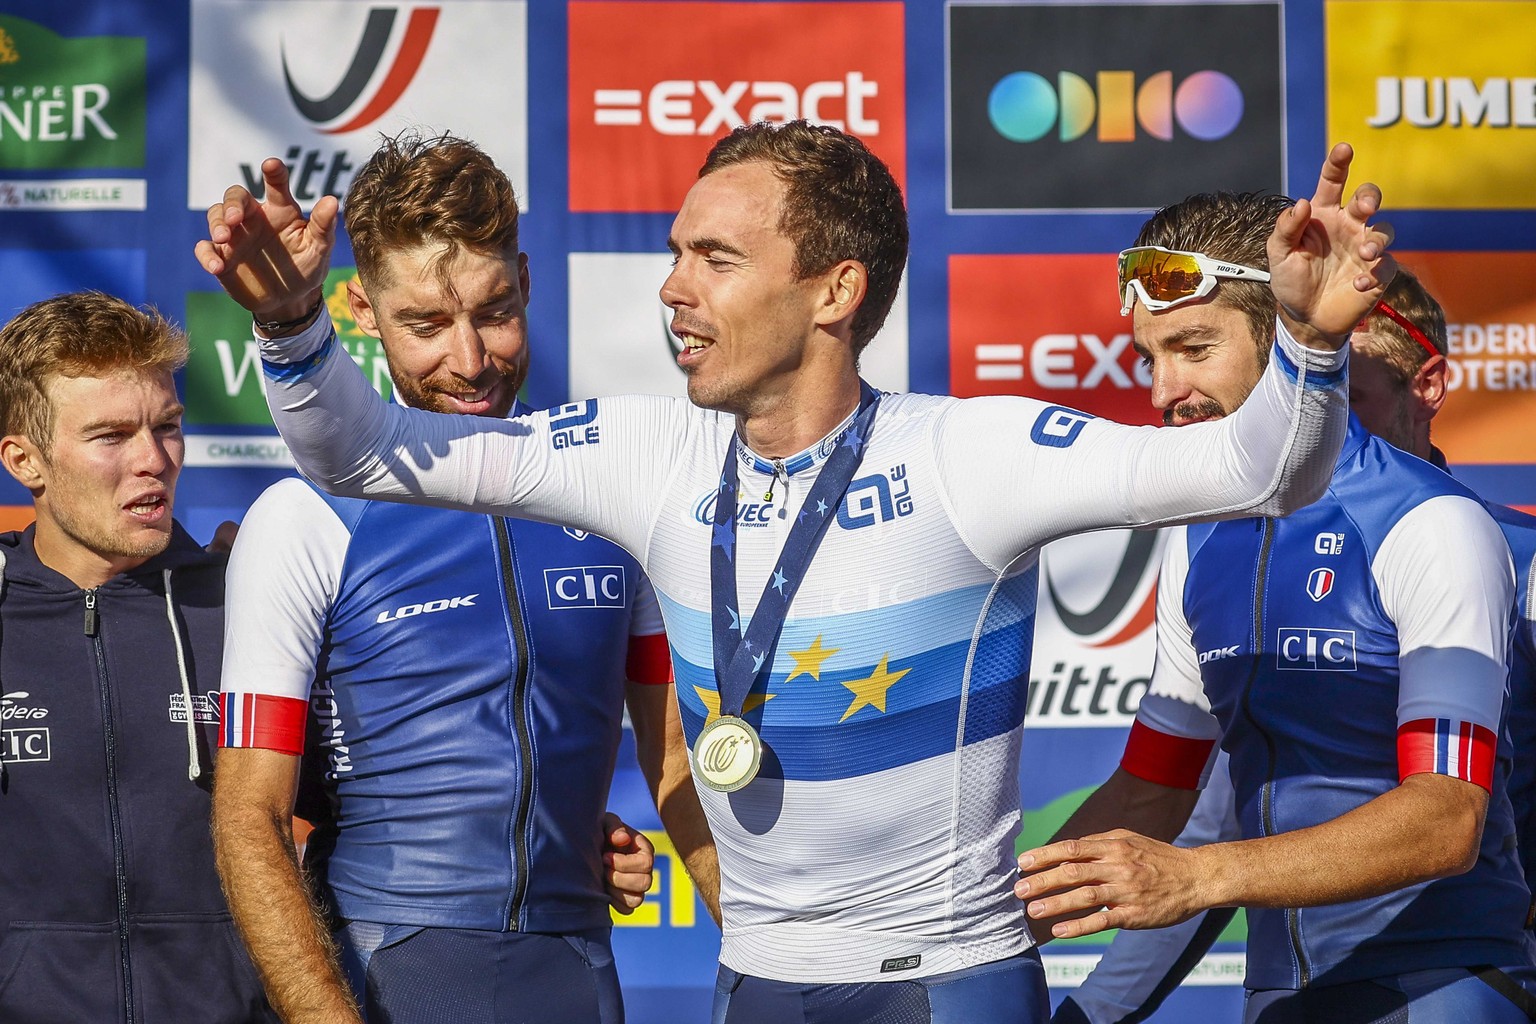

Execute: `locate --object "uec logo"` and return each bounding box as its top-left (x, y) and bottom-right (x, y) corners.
top-left (988, 70), bottom-right (1244, 143)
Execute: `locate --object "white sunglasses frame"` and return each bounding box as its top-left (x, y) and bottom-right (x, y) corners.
top-left (1118, 246), bottom-right (1272, 316)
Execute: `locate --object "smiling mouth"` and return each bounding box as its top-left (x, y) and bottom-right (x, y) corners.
top-left (675, 333), bottom-right (714, 353)
top-left (125, 495), bottom-right (167, 521)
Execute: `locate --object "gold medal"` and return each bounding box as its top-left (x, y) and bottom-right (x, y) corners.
top-left (692, 715), bottom-right (763, 793)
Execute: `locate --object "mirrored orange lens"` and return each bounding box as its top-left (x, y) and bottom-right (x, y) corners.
top-left (1120, 249), bottom-right (1204, 302)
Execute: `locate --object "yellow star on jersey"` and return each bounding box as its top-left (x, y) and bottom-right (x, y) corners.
top-left (693, 686), bottom-right (775, 726)
top-left (785, 635), bottom-right (841, 683)
top-left (839, 654), bottom-right (911, 723)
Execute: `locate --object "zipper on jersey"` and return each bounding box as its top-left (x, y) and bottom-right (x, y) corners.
top-left (493, 518), bottom-right (535, 930)
top-left (1237, 519), bottom-right (1312, 988)
top-left (86, 589), bottom-right (136, 1022)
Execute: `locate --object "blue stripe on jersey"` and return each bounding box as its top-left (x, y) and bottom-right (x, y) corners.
top-left (1272, 340), bottom-right (1346, 391)
top-left (655, 579), bottom-right (1026, 671)
top-left (262, 337), bottom-right (334, 383)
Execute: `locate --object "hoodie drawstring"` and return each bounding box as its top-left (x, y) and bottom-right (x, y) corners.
top-left (162, 568), bottom-right (202, 782)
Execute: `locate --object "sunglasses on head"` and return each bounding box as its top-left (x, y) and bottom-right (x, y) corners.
top-left (1117, 245), bottom-right (1271, 316)
top-left (1358, 300), bottom-right (1439, 359)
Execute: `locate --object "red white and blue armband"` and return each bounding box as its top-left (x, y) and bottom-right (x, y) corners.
top-left (626, 632), bottom-right (674, 686)
top-left (217, 692), bottom-right (307, 755)
top-left (1397, 718), bottom-right (1497, 792)
top-left (1120, 720), bottom-right (1217, 790)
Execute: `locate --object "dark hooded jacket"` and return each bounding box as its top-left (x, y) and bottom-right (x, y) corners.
top-left (0, 523), bottom-right (275, 1023)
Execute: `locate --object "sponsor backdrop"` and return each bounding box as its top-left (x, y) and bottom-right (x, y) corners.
top-left (0, 0), bottom-right (1531, 1020)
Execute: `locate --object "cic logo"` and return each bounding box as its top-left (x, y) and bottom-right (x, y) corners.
top-left (988, 70), bottom-right (1244, 143)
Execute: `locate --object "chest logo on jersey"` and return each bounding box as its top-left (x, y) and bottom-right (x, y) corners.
top-left (545, 566), bottom-right (626, 610)
top-left (1198, 644), bottom-right (1240, 664)
top-left (693, 490), bottom-right (778, 529)
top-left (1306, 567), bottom-right (1336, 602)
top-left (550, 400), bottom-right (601, 450)
top-left (1314, 532), bottom-right (1345, 555)
top-left (1276, 628), bottom-right (1356, 671)
top-left (376, 593), bottom-right (480, 624)
top-left (837, 465), bottom-right (914, 531)
top-left (1030, 405), bottom-right (1095, 449)
top-left (1, 691), bottom-right (51, 764)
top-left (169, 692), bottom-right (220, 725)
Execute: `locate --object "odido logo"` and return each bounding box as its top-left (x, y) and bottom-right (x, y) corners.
top-left (188, 1), bottom-right (527, 210)
top-left (568, 1), bottom-right (905, 212)
top-left (1327, 1), bottom-right (1536, 209)
top-left (948, 254), bottom-right (1161, 428)
top-left (947, 3), bottom-right (1282, 211)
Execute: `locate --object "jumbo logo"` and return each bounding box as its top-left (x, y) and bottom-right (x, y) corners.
top-left (1276, 628), bottom-right (1357, 672)
top-left (988, 70), bottom-right (1243, 144)
top-left (545, 566), bottom-right (626, 610)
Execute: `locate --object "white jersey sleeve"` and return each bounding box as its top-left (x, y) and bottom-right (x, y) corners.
top-left (1378, 494), bottom-right (1514, 790)
top-left (936, 320), bottom-right (1348, 570)
top-left (219, 477), bottom-right (351, 753)
top-left (258, 316), bottom-right (693, 560)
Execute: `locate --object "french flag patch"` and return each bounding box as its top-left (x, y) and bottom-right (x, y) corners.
top-left (1397, 718), bottom-right (1496, 792)
top-left (217, 692), bottom-right (307, 756)
top-left (1306, 567), bottom-right (1335, 602)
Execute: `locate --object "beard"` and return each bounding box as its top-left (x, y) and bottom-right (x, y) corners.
top-left (390, 366), bottom-right (520, 418)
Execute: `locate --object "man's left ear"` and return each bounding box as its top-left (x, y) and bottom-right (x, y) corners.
top-left (815, 260), bottom-right (868, 331)
top-left (1413, 354), bottom-right (1448, 420)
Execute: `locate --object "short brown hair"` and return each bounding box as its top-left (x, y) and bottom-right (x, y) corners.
top-left (1131, 192), bottom-right (1295, 350)
top-left (344, 131), bottom-right (520, 289)
top-left (1355, 266), bottom-right (1446, 383)
top-left (701, 120), bottom-right (908, 357)
top-left (0, 291), bottom-right (187, 451)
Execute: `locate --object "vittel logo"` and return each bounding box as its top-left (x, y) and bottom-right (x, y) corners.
top-left (376, 593), bottom-right (479, 624)
top-left (593, 73), bottom-right (880, 136)
top-left (988, 70), bottom-right (1244, 143)
top-left (1368, 77), bottom-right (1536, 129)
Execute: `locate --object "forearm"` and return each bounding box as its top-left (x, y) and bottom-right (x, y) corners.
top-left (211, 798), bottom-right (361, 1024)
top-left (1051, 769), bottom-right (1200, 849)
top-left (1194, 773), bottom-right (1486, 910)
top-left (657, 778), bottom-right (721, 926)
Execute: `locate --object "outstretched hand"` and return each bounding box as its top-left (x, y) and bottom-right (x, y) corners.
top-left (1268, 143), bottom-right (1396, 350)
top-left (193, 158), bottom-right (339, 324)
top-left (1016, 829), bottom-right (1217, 940)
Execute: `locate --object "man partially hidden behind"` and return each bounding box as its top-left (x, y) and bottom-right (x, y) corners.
top-left (1021, 194), bottom-right (1536, 1022)
top-left (210, 134), bottom-right (714, 1024)
top-left (0, 292), bottom-right (275, 1023)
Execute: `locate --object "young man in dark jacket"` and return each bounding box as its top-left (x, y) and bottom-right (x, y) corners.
top-left (0, 291), bottom-right (275, 1024)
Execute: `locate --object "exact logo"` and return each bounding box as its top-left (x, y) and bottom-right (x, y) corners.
top-left (1276, 628), bottom-right (1357, 671)
top-left (948, 255), bottom-right (1162, 425)
top-left (545, 566), bottom-right (627, 610)
top-left (947, 3), bottom-right (1282, 211)
top-left (568, 1), bottom-right (905, 212)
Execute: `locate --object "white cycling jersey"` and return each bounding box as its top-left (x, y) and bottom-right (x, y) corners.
top-left (258, 315), bottom-right (1347, 983)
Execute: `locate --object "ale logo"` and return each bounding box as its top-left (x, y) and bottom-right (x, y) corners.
top-left (0, 14), bottom-right (146, 169)
top-left (183, 268), bottom-right (394, 427)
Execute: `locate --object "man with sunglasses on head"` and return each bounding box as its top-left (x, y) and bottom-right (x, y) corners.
top-left (199, 130), bottom-right (1390, 1024)
top-left (1022, 193), bottom-right (1536, 1022)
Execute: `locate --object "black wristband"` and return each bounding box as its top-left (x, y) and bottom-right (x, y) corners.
top-left (253, 294), bottom-right (324, 334)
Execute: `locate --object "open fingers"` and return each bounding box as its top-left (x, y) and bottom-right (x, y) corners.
top-left (1309, 141), bottom-right (1354, 211)
top-left (1345, 180), bottom-right (1382, 225)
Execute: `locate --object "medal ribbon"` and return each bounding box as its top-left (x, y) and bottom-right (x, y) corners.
top-left (709, 382), bottom-right (881, 718)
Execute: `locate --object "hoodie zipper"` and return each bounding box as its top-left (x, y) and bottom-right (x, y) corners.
top-left (85, 589), bottom-right (136, 1023)
top-left (1237, 520), bottom-right (1312, 988)
top-left (493, 518), bottom-right (535, 929)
